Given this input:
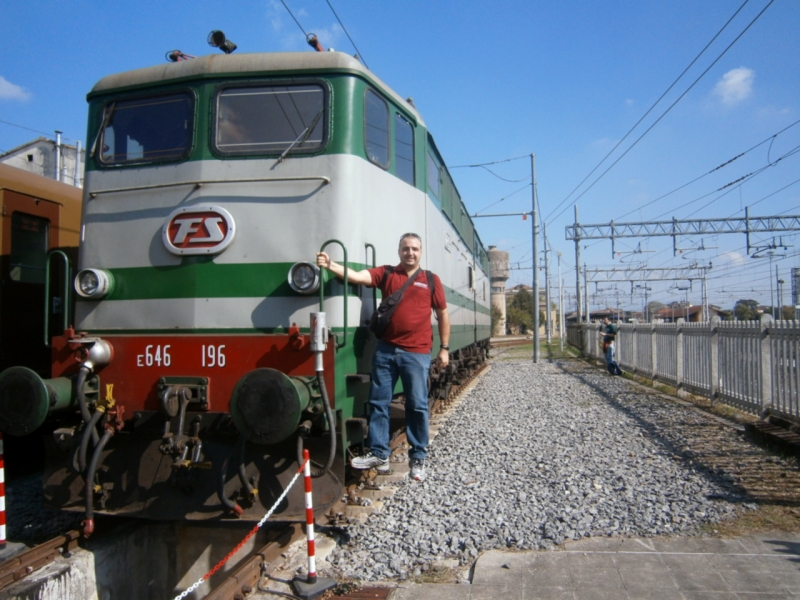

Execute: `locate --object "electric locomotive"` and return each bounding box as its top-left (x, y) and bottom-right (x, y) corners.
top-left (0, 164), bottom-right (82, 479)
top-left (0, 50), bottom-right (491, 533)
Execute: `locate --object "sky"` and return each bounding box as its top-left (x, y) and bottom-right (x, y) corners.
top-left (2, 0), bottom-right (799, 315)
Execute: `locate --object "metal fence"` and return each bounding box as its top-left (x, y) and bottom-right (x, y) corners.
top-left (568, 317), bottom-right (800, 422)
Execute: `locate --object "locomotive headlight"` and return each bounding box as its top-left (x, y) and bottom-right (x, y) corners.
top-left (75, 269), bottom-right (113, 299)
top-left (288, 262), bottom-right (320, 294)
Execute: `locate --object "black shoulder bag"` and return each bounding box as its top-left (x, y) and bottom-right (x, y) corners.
top-left (368, 269), bottom-right (422, 337)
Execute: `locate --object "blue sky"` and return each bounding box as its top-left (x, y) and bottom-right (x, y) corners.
top-left (2, 0), bottom-right (799, 314)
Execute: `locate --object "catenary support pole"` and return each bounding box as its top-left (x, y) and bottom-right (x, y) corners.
top-left (531, 154), bottom-right (539, 362)
top-left (544, 222), bottom-right (552, 344)
top-left (558, 251), bottom-right (564, 352)
top-left (574, 205), bottom-right (582, 323)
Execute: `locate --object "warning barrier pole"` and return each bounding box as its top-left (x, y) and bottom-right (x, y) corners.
top-left (0, 431), bottom-right (6, 550)
top-left (291, 450), bottom-right (336, 599)
top-left (303, 448), bottom-right (317, 583)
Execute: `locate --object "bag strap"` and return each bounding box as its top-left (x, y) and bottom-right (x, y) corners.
top-left (379, 266), bottom-right (392, 290)
top-left (426, 271), bottom-right (435, 307)
top-left (378, 267), bottom-right (420, 306)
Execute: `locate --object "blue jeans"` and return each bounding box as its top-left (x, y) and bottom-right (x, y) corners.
top-left (366, 341), bottom-right (431, 461)
top-left (605, 342), bottom-right (622, 375)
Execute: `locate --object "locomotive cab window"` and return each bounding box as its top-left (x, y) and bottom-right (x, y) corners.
top-left (395, 113), bottom-right (415, 185)
top-left (364, 89), bottom-right (389, 168)
top-left (9, 212), bottom-right (49, 284)
top-left (427, 152), bottom-right (441, 199)
top-left (214, 83), bottom-right (326, 156)
top-left (98, 92), bottom-right (194, 165)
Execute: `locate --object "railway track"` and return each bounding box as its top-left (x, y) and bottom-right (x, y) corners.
top-left (0, 529), bottom-right (80, 592)
top-left (202, 524), bottom-right (303, 600)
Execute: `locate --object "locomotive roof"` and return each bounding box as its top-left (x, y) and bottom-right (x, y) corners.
top-left (0, 163), bottom-right (83, 207)
top-left (89, 52), bottom-right (425, 126)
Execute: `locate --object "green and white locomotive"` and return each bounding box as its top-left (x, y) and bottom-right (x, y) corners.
top-left (0, 50), bottom-right (491, 531)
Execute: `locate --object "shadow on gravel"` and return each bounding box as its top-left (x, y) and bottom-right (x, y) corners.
top-left (551, 360), bottom-right (754, 508)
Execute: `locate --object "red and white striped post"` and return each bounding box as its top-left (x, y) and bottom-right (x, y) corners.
top-left (0, 431), bottom-right (6, 550)
top-left (292, 448), bottom-right (336, 599)
top-left (303, 448), bottom-right (317, 583)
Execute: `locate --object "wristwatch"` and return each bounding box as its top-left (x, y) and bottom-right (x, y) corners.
top-left (440, 344), bottom-right (450, 350)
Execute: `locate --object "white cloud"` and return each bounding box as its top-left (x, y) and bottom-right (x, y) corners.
top-left (713, 67), bottom-right (754, 105)
top-left (0, 76), bottom-right (30, 101)
top-left (720, 250), bottom-right (747, 267)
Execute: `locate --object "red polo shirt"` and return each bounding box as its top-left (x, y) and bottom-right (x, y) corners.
top-left (368, 265), bottom-right (447, 353)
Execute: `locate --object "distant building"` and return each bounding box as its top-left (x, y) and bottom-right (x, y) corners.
top-left (652, 304), bottom-right (726, 323)
top-left (0, 136), bottom-right (84, 188)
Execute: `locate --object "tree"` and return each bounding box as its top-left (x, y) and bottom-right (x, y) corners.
top-left (734, 299), bottom-right (759, 321)
top-left (506, 307), bottom-right (532, 333)
top-left (490, 305), bottom-right (504, 335)
top-left (506, 288), bottom-right (534, 334)
top-left (644, 300), bottom-right (664, 322)
top-left (509, 288), bottom-right (533, 313)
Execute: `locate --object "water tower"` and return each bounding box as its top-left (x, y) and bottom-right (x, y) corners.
top-left (488, 246), bottom-right (510, 335)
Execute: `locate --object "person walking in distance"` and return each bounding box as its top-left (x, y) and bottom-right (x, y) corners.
top-left (316, 233), bottom-right (449, 482)
top-left (602, 316), bottom-right (623, 376)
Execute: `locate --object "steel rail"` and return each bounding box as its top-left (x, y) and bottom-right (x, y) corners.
top-left (0, 529), bottom-right (81, 591)
top-left (202, 523), bottom-right (302, 600)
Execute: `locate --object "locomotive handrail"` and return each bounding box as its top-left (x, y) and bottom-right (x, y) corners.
top-left (365, 243), bottom-right (377, 311)
top-left (44, 250), bottom-right (72, 346)
top-left (319, 239), bottom-right (347, 350)
top-left (87, 175), bottom-right (330, 198)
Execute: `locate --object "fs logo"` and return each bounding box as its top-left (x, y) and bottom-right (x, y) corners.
top-left (162, 205), bottom-right (236, 256)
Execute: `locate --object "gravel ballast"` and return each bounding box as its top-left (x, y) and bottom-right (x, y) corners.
top-left (328, 359), bottom-right (756, 581)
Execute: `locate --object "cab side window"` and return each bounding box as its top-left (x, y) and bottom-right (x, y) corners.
top-left (365, 89), bottom-right (389, 168)
top-left (9, 212), bottom-right (49, 284)
top-left (394, 113), bottom-right (414, 185)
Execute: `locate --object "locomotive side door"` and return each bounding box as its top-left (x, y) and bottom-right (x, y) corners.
top-left (0, 191), bottom-right (60, 376)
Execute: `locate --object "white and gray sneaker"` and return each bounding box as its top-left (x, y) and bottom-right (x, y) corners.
top-left (350, 452), bottom-right (390, 473)
top-left (409, 458), bottom-right (426, 482)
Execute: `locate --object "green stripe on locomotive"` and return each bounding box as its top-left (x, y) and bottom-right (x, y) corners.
top-left (76, 260), bottom-right (491, 317)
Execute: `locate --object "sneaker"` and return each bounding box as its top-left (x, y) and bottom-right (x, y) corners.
top-left (350, 452), bottom-right (389, 472)
top-left (409, 458), bottom-right (426, 482)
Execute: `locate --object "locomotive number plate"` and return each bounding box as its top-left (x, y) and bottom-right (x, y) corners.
top-left (135, 344), bottom-right (228, 368)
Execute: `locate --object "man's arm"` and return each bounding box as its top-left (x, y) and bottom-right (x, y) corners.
top-left (434, 306), bottom-right (450, 368)
top-left (316, 252), bottom-right (373, 286)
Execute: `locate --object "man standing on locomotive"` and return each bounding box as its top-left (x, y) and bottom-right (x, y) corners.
top-left (316, 233), bottom-right (449, 482)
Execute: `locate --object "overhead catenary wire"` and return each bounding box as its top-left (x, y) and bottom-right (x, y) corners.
top-left (280, 0), bottom-right (308, 36)
top-left (324, 0), bottom-right (369, 69)
top-left (614, 118), bottom-right (800, 222)
top-left (546, 0), bottom-right (775, 225)
top-left (549, 0), bottom-right (753, 222)
top-left (0, 118), bottom-right (80, 144)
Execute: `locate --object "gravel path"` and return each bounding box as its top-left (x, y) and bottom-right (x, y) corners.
top-left (327, 358), bottom-right (762, 581)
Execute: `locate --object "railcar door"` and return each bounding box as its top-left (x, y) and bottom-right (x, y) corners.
top-left (0, 192), bottom-right (60, 376)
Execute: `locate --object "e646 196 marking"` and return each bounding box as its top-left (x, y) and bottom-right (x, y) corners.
top-left (137, 345), bottom-right (172, 367)
top-left (201, 345), bottom-right (226, 368)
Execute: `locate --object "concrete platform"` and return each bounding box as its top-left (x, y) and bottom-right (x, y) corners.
top-left (389, 533), bottom-right (800, 599)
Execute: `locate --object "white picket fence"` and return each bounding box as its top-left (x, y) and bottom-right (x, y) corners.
top-left (568, 318), bottom-right (800, 422)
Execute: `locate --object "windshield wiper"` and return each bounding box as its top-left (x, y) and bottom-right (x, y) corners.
top-left (90, 102), bottom-right (116, 159)
top-left (277, 108), bottom-right (324, 163)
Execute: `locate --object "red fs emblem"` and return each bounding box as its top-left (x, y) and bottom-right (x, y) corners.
top-left (162, 205), bottom-right (236, 256)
